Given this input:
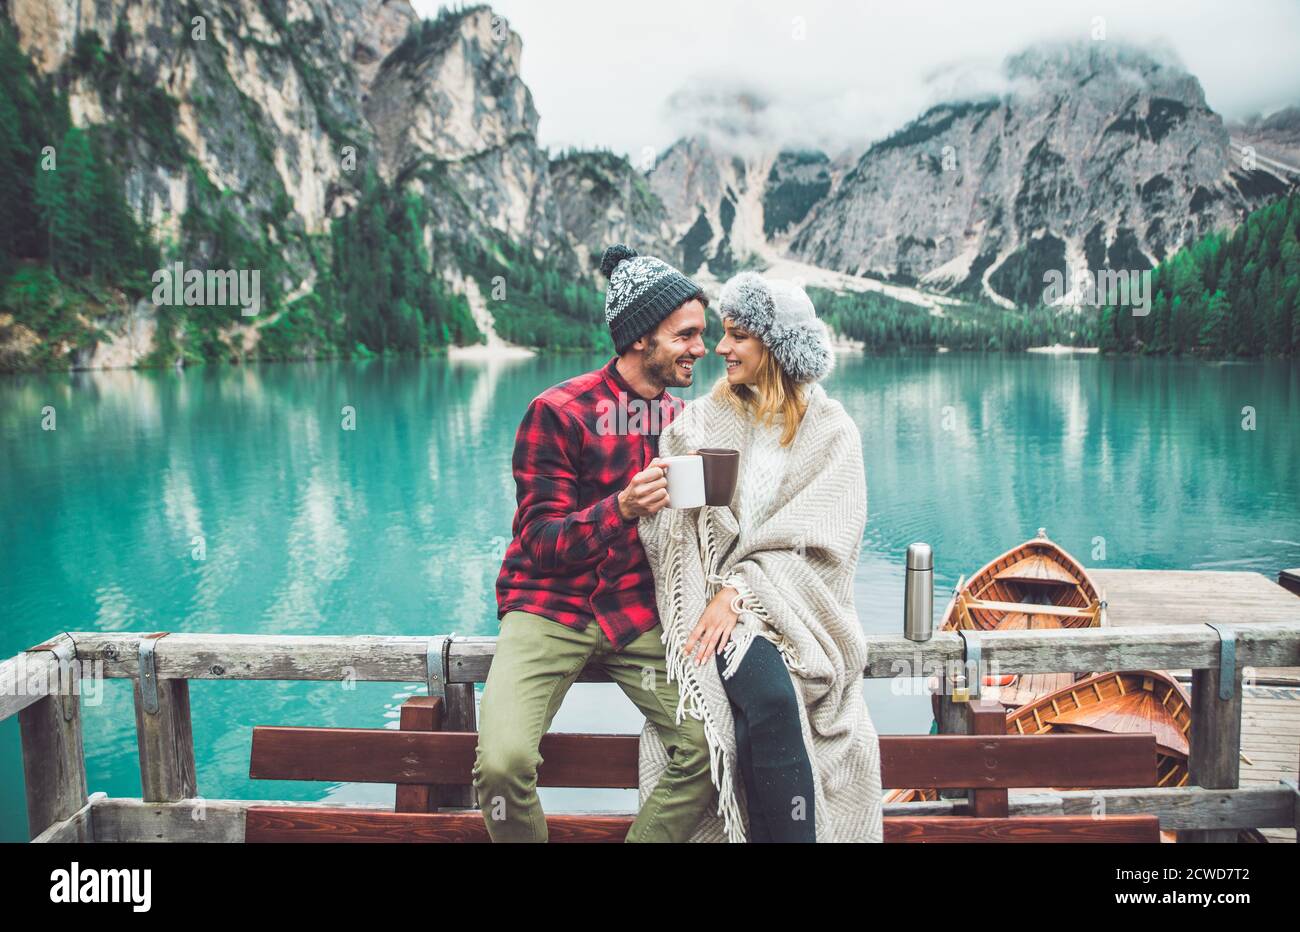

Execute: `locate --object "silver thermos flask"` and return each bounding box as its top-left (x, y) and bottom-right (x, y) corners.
top-left (903, 542), bottom-right (933, 641)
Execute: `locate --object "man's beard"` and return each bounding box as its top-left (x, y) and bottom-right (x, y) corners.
top-left (644, 335), bottom-right (693, 388)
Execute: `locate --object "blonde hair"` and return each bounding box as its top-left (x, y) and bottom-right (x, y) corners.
top-left (713, 341), bottom-right (808, 446)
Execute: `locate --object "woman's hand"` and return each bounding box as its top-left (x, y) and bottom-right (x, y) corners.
top-left (684, 586), bottom-right (740, 666)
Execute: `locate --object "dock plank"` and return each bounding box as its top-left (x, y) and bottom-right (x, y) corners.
top-left (1091, 569), bottom-right (1300, 627)
top-left (1239, 683), bottom-right (1299, 843)
top-left (1072, 570), bottom-right (1299, 843)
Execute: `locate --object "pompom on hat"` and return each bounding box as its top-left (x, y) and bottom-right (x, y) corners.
top-left (600, 243), bottom-right (705, 354)
top-left (716, 272), bottom-right (834, 382)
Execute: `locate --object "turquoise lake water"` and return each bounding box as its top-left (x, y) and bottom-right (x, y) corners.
top-left (2, 352), bottom-right (1297, 840)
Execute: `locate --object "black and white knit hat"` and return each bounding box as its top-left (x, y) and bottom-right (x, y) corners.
top-left (600, 244), bottom-right (704, 353)
top-left (717, 272), bottom-right (834, 383)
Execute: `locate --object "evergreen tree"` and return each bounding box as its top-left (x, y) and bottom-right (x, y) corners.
top-left (55, 128), bottom-right (98, 276)
top-left (1200, 290), bottom-right (1230, 354)
top-left (0, 90), bottom-right (25, 276)
top-left (32, 154), bottom-right (65, 270)
top-left (1150, 291), bottom-right (1169, 352)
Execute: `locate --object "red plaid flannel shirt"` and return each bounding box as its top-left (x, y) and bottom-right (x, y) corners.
top-left (496, 357), bottom-right (683, 649)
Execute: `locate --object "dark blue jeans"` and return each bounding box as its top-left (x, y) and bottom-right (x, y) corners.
top-left (717, 635), bottom-right (816, 842)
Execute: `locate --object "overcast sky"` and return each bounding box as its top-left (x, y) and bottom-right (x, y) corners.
top-left (411, 1), bottom-right (1300, 158)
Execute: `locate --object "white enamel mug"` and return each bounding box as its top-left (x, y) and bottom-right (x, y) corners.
top-left (661, 455), bottom-right (706, 509)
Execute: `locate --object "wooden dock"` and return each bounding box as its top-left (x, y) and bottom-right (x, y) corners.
top-left (1093, 569), bottom-right (1300, 842)
top-left (4, 567), bottom-right (1299, 844)
top-left (1239, 684), bottom-right (1300, 842)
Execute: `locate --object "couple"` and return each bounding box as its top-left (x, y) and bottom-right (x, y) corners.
top-left (472, 244), bottom-right (883, 843)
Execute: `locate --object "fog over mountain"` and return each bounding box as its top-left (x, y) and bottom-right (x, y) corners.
top-left (465, 0), bottom-right (1300, 158)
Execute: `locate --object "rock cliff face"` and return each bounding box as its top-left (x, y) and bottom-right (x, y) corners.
top-left (357, 6), bottom-right (680, 271)
top-left (548, 149), bottom-right (678, 272)
top-left (640, 88), bottom-right (843, 282)
top-left (364, 8), bottom-right (553, 253)
top-left (2, 0), bottom-right (680, 368)
top-left (8, 0), bottom-right (388, 288)
top-left (341, 0), bottom-right (417, 93)
top-left (645, 137), bottom-right (850, 283)
top-left (788, 41), bottom-right (1295, 305)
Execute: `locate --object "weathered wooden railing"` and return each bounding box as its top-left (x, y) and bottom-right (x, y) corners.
top-left (4, 621), bottom-right (1299, 842)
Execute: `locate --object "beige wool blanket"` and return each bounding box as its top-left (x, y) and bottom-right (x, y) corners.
top-left (637, 384), bottom-right (884, 843)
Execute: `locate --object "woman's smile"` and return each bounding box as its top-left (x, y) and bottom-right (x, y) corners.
top-left (717, 318), bottom-right (762, 383)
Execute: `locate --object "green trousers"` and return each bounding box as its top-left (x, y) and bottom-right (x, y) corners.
top-left (472, 611), bottom-right (714, 842)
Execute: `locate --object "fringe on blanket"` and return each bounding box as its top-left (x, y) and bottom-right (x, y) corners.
top-left (715, 574), bottom-right (807, 682)
top-left (657, 509), bottom-right (748, 844)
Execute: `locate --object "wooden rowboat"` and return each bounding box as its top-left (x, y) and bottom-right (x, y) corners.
top-left (901, 670), bottom-right (1191, 814)
top-left (936, 528), bottom-right (1105, 710)
top-left (1006, 670), bottom-right (1191, 789)
top-left (941, 528), bottom-right (1103, 632)
top-left (883, 788), bottom-right (938, 804)
top-left (1007, 669), bottom-right (1204, 843)
top-left (899, 670), bottom-right (1267, 841)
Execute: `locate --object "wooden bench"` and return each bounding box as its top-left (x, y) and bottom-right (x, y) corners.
top-left (246, 696), bottom-right (1161, 842)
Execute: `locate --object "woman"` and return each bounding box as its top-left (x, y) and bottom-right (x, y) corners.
top-left (636, 272), bottom-right (883, 843)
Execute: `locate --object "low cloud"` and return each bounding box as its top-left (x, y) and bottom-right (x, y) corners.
top-left (661, 83), bottom-right (886, 159)
top-left (427, 0), bottom-right (1300, 160)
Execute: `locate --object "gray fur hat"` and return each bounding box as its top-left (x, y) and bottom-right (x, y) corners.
top-left (716, 272), bottom-right (834, 382)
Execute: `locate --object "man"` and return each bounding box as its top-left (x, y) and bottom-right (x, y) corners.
top-left (473, 244), bottom-right (714, 843)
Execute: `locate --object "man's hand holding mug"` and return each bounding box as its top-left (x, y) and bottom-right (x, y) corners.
top-left (618, 459), bottom-right (670, 519)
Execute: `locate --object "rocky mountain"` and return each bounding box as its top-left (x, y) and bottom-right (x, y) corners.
top-left (5, 0), bottom-right (635, 266)
top-left (640, 88), bottom-right (849, 284)
top-left (788, 41), bottom-right (1296, 306)
top-left (359, 6), bottom-right (679, 271)
top-left (548, 149), bottom-right (678, 272)
top-left (8, 0), bottom-right (381, 275)
top-left (363, 11), bottom-right (554, 253)
top-left (1, 0), bottom-right (676, 367)
top-left (3, 3), bottom-right (1297, 369)
top-left (645, 139), bottom-right (847, 283)
top-left (640, 47), bottom-right (1297, 309)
